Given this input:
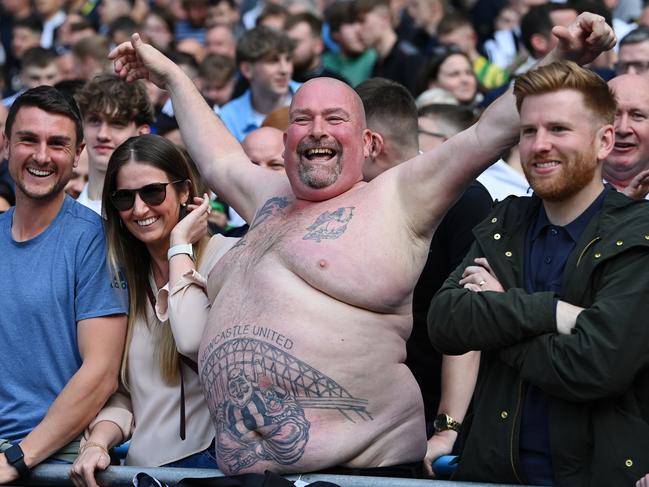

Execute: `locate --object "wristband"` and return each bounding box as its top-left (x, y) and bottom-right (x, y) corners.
top-left (167, 243), bottom-right (194, 261)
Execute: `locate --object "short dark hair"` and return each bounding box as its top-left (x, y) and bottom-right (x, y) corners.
top-left (199, 54), bottom-right (236, 83)
top-left (520, 4), bottom-right (574, 56)
top-left (325, 0), bottom-right (355, 33)
top-left (437, 11), bottom-right (473, 37)
top-left (75, 74), bottom-right (155, 127)
top-left (12, 16), bottom-right (43, 34)
top-left (109, 15), bottom-right (138, 38)
top-left (418, 104), bottom-right (475, 134)
top-left (21, 47), bottom-right (57, 69)
top-left (256, 3), bottom-right (289, 27)
top-left (356, 77), bottom-right (419, 153)
top-left (620, 25), bottom-right (649, 47)
top-left (6, 86), bottom-right (84, 147)
top-left (236, 25), bottom-right (295, 65)
top-left (352, 0), bottom-right (390, 20)
top-left (284, 12), bottom-right (323, 36)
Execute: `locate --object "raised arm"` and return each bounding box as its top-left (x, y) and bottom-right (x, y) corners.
top-left (109, 35), bottom-right (286, 223)
top-left (395, 13), bottom-right (615, 239)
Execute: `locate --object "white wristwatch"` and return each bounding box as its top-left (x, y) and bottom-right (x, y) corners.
top-left (167, 243), bottom-right (194, 261)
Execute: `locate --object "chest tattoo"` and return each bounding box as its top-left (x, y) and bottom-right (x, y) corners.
top-left (303, 207), bottom-right (355, 243)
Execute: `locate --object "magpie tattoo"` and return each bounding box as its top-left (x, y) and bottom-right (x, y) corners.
top-left (303, 207), bottom-right (355, 243)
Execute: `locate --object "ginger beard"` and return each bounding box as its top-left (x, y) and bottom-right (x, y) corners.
top-left (522, 143), bottom-right (599, 202)
top-left (296, 136), bottom-right (344, 189)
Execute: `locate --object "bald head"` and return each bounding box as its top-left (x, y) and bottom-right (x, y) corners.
top-left (284, 77), bottom-right (371, 201)
top-left (290, 77), bottom-right (367, 129)
top-left (242, 127), bottom-right (286, 172)
top-left (605, 74), bottom-right (649, 189)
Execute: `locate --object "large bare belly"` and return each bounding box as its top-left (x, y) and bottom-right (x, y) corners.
top-left (199, 267), bottom-right (426, 475)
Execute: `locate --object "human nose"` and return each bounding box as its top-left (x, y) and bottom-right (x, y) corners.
top-left (311, 116), bottom-right (326, 138)
top-left (279, 57), bottom-right (291, 75)
top-left (531, 129), bottom-right (551, 153)
top-left (97, 121), bottom-right (110, 140)
top-left (131, 192), bottom-right (148, 215)
top-left (615, 113), bottom-right (632, 135)
top-left (32, 141), bottom-right (50, 164)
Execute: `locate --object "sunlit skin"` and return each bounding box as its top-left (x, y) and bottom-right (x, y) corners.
top-left (4, 107), bottom-right (84, 203)
top-left (115, 161), bottom-right (188, 257)
top-left (429, 54), bottom-right (477, 104)
top-left (283, 77), bottom-right (371, 201)
top-left (519, 89), bottom-right (613, 209)
top-left (605, 75), bottom-right (649, 188)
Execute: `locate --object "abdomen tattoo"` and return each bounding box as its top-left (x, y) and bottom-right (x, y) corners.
top-left (200, 328), bottom-right (372, 473)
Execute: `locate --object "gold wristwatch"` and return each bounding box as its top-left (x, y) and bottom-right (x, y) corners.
top-left (433, 413), bottom-right (462, 433)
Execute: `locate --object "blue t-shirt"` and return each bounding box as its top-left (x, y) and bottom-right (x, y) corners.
top-left (0, 196), bottom-right (128, 442)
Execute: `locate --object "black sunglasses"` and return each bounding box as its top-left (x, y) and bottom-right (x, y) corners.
top-left (110, 180), bottom-right (187, 211)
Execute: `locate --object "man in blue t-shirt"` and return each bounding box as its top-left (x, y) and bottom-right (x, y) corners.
top-left (0, 86), bottom-right (127, 484)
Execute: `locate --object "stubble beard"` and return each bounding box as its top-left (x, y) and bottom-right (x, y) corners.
top-left (298, 157), bottom-right (342, 189)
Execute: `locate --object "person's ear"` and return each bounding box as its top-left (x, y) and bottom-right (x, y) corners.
top-left (137, 124), bottom-right (151, 135)
top-left (240, 61), bottom-right (252, 81)
top-left (368, 131), bottom-right (384, 159)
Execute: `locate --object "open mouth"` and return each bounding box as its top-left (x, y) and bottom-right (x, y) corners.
top-left (614, 142), bottom-right (636, 151)
top-left (304, 147), bottom-right (337, 161)
top-left (26, 167), bottom-right (54, 178)
top-left (136, 216), bottom-right (159, 227)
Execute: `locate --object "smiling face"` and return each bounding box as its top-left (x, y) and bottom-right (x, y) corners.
top-left (430, 54), bottom-right (477, 104)
top-left (114, 160), bottom-right (188, 252)
top-left (519, 89), bottom-right (612, 202)
top-left (283, 78), bottom-right (370, 201)
top-left (83, 112), bottom-right (149, 174)
top-left (242, 52), bottom-right (293, 100)
top-left (605, 75), bottom-right (649, 188)
top-left (5, 106), bottom-right (83, 203)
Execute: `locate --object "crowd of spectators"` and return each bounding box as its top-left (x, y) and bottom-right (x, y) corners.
top-left (1, 0), bottom-right (649, 485)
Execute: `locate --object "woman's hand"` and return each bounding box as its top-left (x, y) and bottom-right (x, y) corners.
top-left (70, 443), bottom-right (111, 487)
top-left (170, 193), bottom-right (210, 246)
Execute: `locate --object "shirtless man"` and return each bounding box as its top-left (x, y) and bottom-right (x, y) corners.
top-left (109, 15), bottom-right (614, 476)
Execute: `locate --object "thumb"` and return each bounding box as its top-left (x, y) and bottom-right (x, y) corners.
top-left (131, 32), bottom-right (143, 48)
top-left (552, 25), bottom-right (572, 44)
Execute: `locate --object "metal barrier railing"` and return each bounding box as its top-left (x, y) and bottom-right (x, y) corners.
top-left (11, 464), bottom-right (527, 487)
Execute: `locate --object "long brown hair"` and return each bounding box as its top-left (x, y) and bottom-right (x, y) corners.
top-left (102, 134), bottom-right (204, 386)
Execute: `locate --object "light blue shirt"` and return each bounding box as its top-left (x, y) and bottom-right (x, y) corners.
top-left (218, 80), bottom-right (301, 141)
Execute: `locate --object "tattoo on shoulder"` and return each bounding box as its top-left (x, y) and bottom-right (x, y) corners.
top-left (200, 327), bottom-right (372, 473)
top-left (231, 197), bottom-right (290, 249)
top-left (303, 207), bottom-right (355, 243)
top-left (250, 197), bottom-right (290, 230)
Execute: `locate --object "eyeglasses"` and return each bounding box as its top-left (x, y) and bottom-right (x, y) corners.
top-left (615, 60), bottom-right (649, 74)
top-left (418, 128), bottom-right (448, 140)
top-left (110, 180), bottom-right (187, 211)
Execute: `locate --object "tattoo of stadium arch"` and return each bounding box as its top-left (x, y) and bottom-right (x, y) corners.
top-left (201, 335), bottom-right (373, 472)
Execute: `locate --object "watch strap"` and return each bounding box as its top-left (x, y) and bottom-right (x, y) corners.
top-left (434, 413), bottom-right (462, 433)
top-left (167, 243), bottom-right (194, 261)
top-left (4, 444), bottom-right (29, 477)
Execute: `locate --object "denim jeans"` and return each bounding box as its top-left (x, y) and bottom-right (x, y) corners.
top-left (161, 442), bottom-right (218, 469)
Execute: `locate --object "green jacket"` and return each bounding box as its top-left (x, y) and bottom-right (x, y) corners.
top-left (428, 187), bottom-right (649, 486)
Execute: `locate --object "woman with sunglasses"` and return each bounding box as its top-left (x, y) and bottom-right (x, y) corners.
top-left (70, 134), bottom-right (237, 487)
